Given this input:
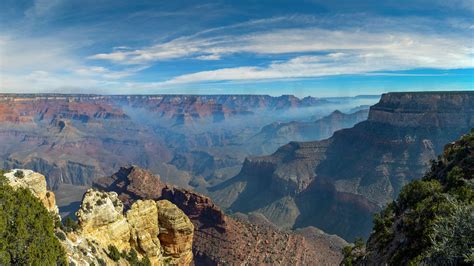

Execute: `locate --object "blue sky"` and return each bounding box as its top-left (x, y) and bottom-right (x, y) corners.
top-left (0, 0), bottom-right (473, 97)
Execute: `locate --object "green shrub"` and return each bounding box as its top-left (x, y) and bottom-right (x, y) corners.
top-left (97, 258), bottom-right (106, 266)
top-left (0, 179), bottom-right (67, 265)
top-left (13, 170), bottom-right (24, 178)
top-left (62, 216), bottom-right (79, 232)
top-left (55, 231), bottom-right (67, 241)
top-left (107, 245), bottom-right (121, 261)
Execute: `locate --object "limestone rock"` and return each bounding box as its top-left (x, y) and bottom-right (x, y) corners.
top-left (127, 200), bottom-right (161, 264)
top-left (72, 189), bottom-right (194, 265)
top-left (3, 169), bottom-right (59, 214)
top-left (157, 200), bottom-right (194, 265)
top-left (75, 189), bottom-right (131, 251)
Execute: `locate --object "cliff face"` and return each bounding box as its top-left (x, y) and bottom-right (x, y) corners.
top-left (368, 92), bottom-right (474, 127)
top-left (71, 189), bottom-right (194, 265)
top-left (94, 166), bottom-right (347, 265)
top-left (210, 91), bottom-right (474, 240)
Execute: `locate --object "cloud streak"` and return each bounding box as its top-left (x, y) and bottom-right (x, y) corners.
top-left (87, 15), bottom-right (473, 85)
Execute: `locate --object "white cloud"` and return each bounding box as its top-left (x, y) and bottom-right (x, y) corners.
top-left (74, 65), bottom-right (148, 79)
top-left (195, 54), bottom-right (221, 60)
top-left (88, 18), bottom-right (473, 80)
top-left (0, 35), bottom-right (148, 92)
top-left (161, 47), bottom-right (473, 85)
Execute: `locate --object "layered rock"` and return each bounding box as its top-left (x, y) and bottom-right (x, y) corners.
top-left (94, 165), bottom-right (346, 265)
top-left (76, 189), bottom-right (131, 251)
top-left (210, 91), bottom-right (474, 240)
top-left (127, 200), bottom-right (161, 262)
top-left (368, 91), bottom-right (474, 127)
top-left (156, 200), bottom-right (194, 265)
top-left (3, 169), bottom-right (58, 214)
top-left (72, 189), bottom-right (194, 265)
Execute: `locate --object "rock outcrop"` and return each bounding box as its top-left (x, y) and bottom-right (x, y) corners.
top-left (2, 168), bottom-right (195, 265)
top-left (127, 200), bottom-right (161, 262)
top-left (75, 190), bottom-right (131, 251)
top-left (3, 169), bottom-right (59, 214)
top-left (210, 91), bottom-right (474, 240)
top-left (94, 165), bottom-right (347, 265)
top-left (368, 91), bottom-right (474, 127)
top-left (70, 189), bottom-right (194, 265)
top-left (156, 200), bottom-right (194, 265)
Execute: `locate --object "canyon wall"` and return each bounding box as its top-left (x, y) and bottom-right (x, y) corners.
top-left (210, 91), bottom-right (474, 240)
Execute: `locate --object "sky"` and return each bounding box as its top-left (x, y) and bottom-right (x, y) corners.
top-left (0, 0), bottom-right (473, 97)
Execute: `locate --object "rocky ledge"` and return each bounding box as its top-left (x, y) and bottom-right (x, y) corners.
top-left (368, 91), bottom-right (474, 127)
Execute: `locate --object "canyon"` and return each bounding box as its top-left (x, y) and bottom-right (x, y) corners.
top-left (0, 91), bottom-right (472, 264)
top-left (210, 91), bottom-right (474, 240)
top-left (0, 94), bottom-right (374, 207)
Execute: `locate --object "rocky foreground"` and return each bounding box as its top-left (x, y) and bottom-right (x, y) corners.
top-left (3, 169), bottom-right (194, 265)
top-left (94, 166), bottom-right (347, 265)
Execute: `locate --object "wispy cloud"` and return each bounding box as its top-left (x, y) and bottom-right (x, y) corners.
top-left (88, 15), bottom-right (473, 85)
top-left (160, 48), bottom-right (473, 85)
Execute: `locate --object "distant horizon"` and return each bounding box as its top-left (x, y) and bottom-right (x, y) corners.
top-left (1, 90), bottom-right (474, 99)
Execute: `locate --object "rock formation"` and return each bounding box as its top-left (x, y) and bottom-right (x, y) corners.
top-left (69, 189), bottom-right (194, 265)
top-left (2, 168), bottom-right (195, 265)
top-left (75, 190), bottom-right (132, 252)
top-left (94, 165), bottom-right (347, 265)
top-left (3, 169), bottom-right (59, 214)
top-left (210, 91), bottom-right (474, 240)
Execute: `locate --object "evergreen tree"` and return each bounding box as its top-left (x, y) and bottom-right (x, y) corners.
top-left (0, 172), bottom-right (67, 265)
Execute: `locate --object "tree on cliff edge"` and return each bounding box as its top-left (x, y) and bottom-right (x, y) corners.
top-left (0, 171), bottom-right (67, 265)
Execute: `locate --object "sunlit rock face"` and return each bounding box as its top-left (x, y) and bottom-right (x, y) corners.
top-left (74, 189), bottom-right (194, 265)
top-left (3, 169), bottom-right (59, 214)
top-left (76, 189), bottom-right (131, 251)
top-left (156, 200), bottom-right (194, 265)
top-left (127, 200), bottom-right (162, 263)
